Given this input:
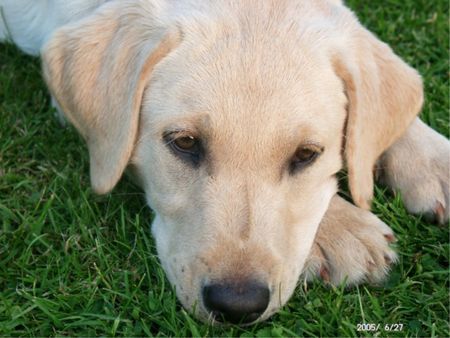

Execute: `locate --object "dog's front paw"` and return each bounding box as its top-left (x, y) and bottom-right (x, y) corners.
top-left (303, 196), bottom-right (397, 285)
top-left (378, 118), bottom-right (449, 224)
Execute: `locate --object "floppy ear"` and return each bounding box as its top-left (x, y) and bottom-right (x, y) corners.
top-left (333, 27), bottom-right (423, 209)
top-left (42, 0), bottom-right (180, 194)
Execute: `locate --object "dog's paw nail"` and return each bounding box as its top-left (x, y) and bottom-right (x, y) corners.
top-left (319, 266), bottom-right (330, 283)
top-left (367, 260), bottom-right (376, 271)
top-left (384, 253), bottom-right (392, 265)
top-left (435, 201), bottom-right (445, 225)
top-left (384, 233), bottom-right (396, 243)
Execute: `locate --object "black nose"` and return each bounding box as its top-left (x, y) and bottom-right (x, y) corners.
top-left (202, 281), bottom-right (270, 324)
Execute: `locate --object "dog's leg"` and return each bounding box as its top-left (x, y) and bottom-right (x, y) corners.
top-left (0, 0), bottom-right (107, 55)
top-left (51, 96), bottom-right (67, 127)
top-left (377, 117), bottom-right (449, 223)
top-left (303, 195), bottom-right (397, 285)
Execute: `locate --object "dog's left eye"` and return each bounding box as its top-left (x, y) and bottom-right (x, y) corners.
top-left (165, 134), bottom-right (203, 166)
top-left (289, 145), bottom-right (323, 174)
top-left (174, 136), bottom-right (197, 151)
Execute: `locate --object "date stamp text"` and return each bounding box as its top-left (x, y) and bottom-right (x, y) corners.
top-left (356, 323), bottom-right (404, 332)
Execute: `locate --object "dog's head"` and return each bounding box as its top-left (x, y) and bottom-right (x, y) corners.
top-left (42, 0), bottom-right (422, 324)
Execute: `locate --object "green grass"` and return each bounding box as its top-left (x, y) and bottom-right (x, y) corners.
top-left (0, 0), bottom-right (448, 336)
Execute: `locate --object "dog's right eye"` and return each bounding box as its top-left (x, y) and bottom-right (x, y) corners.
top-left (289, 144), bottom-right (323, 174)
top-left (164, 133), bottom-right (203, 166)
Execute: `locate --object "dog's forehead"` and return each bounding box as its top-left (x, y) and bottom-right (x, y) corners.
top-left (144, 0), bottom-right (346, 149)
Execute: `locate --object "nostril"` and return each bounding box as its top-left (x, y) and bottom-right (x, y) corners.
top-left (202, 281), bottom-right (270, 324)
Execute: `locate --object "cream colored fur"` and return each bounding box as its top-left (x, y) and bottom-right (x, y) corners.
top-left (1, 0), bottom-right (448, 324)
top-left (379, 118), bottom-right (450, 222)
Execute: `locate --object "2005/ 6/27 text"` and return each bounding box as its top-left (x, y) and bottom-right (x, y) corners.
top-left (356, 323), bottom-right (404, 332)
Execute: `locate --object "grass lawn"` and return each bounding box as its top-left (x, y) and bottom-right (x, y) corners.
top-left (0, 0), bottom-right (448, 336)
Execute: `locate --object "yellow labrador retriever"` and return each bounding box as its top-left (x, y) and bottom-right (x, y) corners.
top-left (1, 0), bottom-right (448, 324)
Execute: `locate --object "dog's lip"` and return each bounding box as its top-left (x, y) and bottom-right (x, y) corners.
top-left (204, 312), bottom-right (265, 327)
top-left (211, 307), bottom-right (277, 326)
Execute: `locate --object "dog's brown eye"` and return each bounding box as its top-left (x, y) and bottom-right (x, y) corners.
top-left (164, 132), bottom-right (204, 167)
top-left (296, 148), bottom-right (316, 162)
top-left (289, 145), bottom-right (322, 174)
top-left (174, 136), bottom-right (197, 151)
